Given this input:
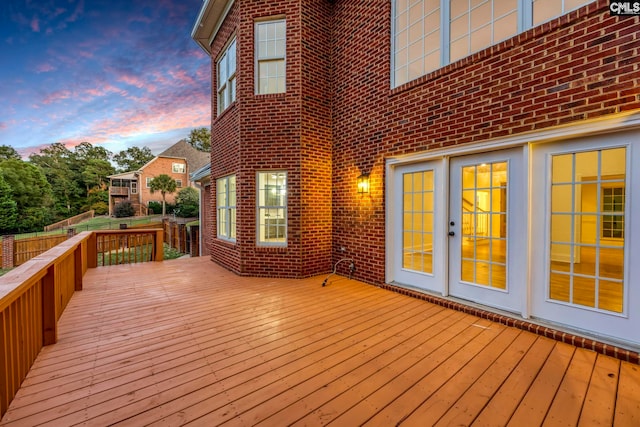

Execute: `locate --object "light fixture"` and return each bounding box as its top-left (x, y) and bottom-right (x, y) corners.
top-left (357, 173), bottom-right (370, 194)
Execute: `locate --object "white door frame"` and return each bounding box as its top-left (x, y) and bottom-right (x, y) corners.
top-left (385, 111), bottom-right (640, 346)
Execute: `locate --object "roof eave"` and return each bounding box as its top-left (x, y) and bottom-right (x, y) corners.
top-left (191, 0), bottom-right (234, 54)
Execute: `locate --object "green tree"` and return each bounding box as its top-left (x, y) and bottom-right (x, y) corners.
top-left (149, 174), bottom-right (177, 216)
top-left (82, 158), bottom-right (115, 189)
top-left (85, 186), bottom-right (109, 215)
top-left (0, 145), bottom-right (21, 161)
top-left (113, 146), bottom-right (154, 172)
top-left (74, 142), bottom-right (112, 163)
top-left (175, 187), bottom-right (199, 218)
top-left (0, 173), bottom-right (18, 234)
top-left (186, 128), bottom-right (211, 152)
top-left (0, 159), bottom-right (54, 232)
top-left (29, 143), bottom-right (84, 219)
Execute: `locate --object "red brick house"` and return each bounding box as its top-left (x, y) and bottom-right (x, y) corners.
top-left (192, 1), bottom-right (640, 349)
top-left (108, 139), bottom-right (210, 216)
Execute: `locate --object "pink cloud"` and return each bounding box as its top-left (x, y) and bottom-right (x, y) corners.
top-left (42, 89), bottom-right (73, 105)
top-left (30, 17), bottom-right (40, 32)
top-left (35, 62), bottom-right (56, 73)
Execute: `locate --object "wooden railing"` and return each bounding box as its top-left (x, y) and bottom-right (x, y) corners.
top-left (109, 187), bottom-right (130, 196)
top-left (0, 229), bottom-right (163, 418)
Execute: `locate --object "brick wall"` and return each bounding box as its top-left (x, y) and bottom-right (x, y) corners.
top-left (207, 0), bottom-right (640, 283)
top-left (201, 182), bottom-right (212, 256)
top-left (330, 0), bottom-right (640, 285)
top-left (209, 0), bottom-right (333, 278)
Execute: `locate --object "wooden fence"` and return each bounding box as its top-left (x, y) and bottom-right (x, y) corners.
top-left (0, 229), bottom-right (163, 418)
top-left (162, 219), bottom-right (194, 255)
top-left (14, 235), bottom-right (70, 266)
top-left (44, 210), bottom-right (95, 232)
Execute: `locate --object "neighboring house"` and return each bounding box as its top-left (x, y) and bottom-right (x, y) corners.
top-left (191, 1), bottom-right (640, 349)
top-left (190, 163), bottom-right (212, 256)
top-left (108, 139), bottom-right (210, 216)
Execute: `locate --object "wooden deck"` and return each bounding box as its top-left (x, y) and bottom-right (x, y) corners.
top-left (1, 257), bottom-right (639, 426)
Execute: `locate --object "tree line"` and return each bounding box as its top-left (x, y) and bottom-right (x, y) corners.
top-left (0, 128), bottom-right (210, 235)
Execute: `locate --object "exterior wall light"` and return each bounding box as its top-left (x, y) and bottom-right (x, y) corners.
top-left (357, 173), bottom-right (370, 194)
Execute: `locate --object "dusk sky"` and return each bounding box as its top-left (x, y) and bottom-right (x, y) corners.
top-left (0, 0), bottom-right (211, 158)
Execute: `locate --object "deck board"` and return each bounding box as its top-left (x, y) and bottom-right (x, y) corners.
top-left (1, 257), bottom-right (639, 426)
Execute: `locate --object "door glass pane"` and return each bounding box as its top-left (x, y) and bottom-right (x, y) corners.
top-left (460, 161), bottom-right (508, 289)
top-left (549, 148), bottom-right (626, 313)
top-left (403, 170), bottom-right (434, 274)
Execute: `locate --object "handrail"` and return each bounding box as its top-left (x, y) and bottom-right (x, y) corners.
top-left (0, 228), bottom-right (163, 418)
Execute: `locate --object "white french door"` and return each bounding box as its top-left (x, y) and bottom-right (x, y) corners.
top-left (391, 161), bottom-right (445, 293)
top-left (448, 148), bottom-right (526, 314)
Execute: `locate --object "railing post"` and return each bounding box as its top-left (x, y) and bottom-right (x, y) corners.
top-left (74, 244), bottom-right (83, 291)
top-left (42, 265), bottom-right (57, 345)
top-left (154, 229), bottom-right (164, 262)
top-left (87, 232), bottom-right (97, 269)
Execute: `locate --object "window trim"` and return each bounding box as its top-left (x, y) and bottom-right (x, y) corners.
top-left (131, 181), bottom-right (138, 194)
top-left (255, 19), bottom-right (286, 95)
top-left (256, 171), bottom-right (287, 246)
top-left (176, 179), bottom-right (183, 188)
top-left (146, 177), bottom-right (152, 188)
top-left (216, 174), bottom-right (236, 242)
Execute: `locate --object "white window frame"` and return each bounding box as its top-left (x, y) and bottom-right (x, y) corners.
top-left (255, 19), bottom-right (286, 94)
top-left (217, 175), bottom-right (236, 241)
top-left (172, 162), bottom-right (186, 174)
top-left (176, 179), bottom-right (183, 188)
top-left (146, 177), bottom-right (153, 188)
top-left (131, 181), bottom-right (138, 194)
top-left (256, 171), bottom-right (287, 246)
top-left (391, 0), bottom-right (595, 88)
top-left (217, 37), bottom-right (237, 115)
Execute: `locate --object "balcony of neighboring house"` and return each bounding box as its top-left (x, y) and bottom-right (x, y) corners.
top-left (0, 232), bottom-right (639, 425)
top-left (109, 186), bottom-right (130, 196)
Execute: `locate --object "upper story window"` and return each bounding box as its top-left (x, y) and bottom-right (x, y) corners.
top-left (131, 181), bottom-right (138, 194)
top-left (392, 0), bottom-right (595, 87)
top-left (172, 163), bottom-right (186, 174)
top-left (217, 37), bottom-right (237, 115)
top-left (146, 177), bottom-right (153, 188)
top-left (255, 20), bottom-right (286, 94)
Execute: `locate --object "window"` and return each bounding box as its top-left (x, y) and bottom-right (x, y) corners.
top-left (548, 147), bottom-right (626, 313)
top-left (217, 175), bottom-right (236, 241)
top-left (403, 170), bottom-right (435, 274)
top-left (172, 163), bottom-right (186, 174)
top-left (176, 179), bottom-right (183, 188)
top-left (257, 172), bottom-right (287, 245)
top-left (602, 186), bottom-right (624, 239)
top-left (256, 20), bottom-right (286, 94)
top-left (217, 38), bottom-right (237, 115)
top-left (392, 0), bottom-right (594, 87)
top-left (131, 181), bottom-right (138, 194)
top-left (146, 177), bottom-right (153, 188)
